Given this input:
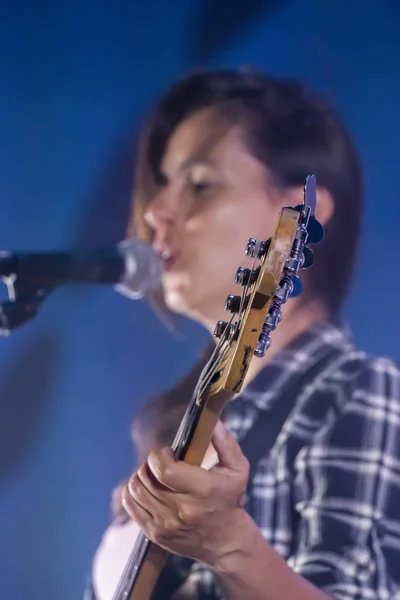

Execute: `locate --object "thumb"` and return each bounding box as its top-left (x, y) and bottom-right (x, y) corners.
top-left (211, 420), bottom-right (248, 473)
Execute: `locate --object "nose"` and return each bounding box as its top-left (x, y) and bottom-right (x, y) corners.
top-left (144, 188), bottom-right (179, 234)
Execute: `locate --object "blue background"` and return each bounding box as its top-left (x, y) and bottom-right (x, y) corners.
top-left (0, 1), bottom-right (399, 598)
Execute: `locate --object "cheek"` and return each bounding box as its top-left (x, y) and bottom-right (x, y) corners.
top-left (169, 196), bottom-right (277, 315)
top-left (186, 213), bottom-right (243, 280)
top-left (189, 197), bottom-right (273, 262)
top-left (186, 216), bottom-right (257, 297)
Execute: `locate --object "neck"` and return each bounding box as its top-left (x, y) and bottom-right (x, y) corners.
top-left (202, 296), bottom-right (331, 390)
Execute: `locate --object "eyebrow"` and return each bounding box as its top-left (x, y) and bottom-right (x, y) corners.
top-left (178, 128), bottom-right (228, 173)
top-left (179, 155), bottom-right (215, 172)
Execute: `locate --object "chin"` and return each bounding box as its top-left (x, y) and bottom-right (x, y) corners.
top-left (164, 288), bottom-right (192, 316)
top-left (164, 287), bottom-right (227, 329)
top-left (163, 287), bottom-right (209, 323)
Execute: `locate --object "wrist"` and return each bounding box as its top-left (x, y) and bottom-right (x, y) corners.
top-left (212, 510), bottom-right (276, 576)
top-left (211, 517), bottom-right (331, 600)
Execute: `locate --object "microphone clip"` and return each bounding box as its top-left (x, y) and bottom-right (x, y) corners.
top-left (0, 275), bottom-right (53, 335)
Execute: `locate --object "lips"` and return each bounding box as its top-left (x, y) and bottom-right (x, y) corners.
top-left (153, 244), bottom-right (179, 271)
top-left (162, 251), bottom-right (177, 271)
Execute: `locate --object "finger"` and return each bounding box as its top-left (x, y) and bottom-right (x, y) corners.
top-left (147, 447), bottom-right (210, 495)
top-left (136, 463), bottom-right (177, 508)
top-left (121, 483), bottom-right (153, 527)
top-left (128, 474), bottom-right (161, 514)
top-left (211, 420), bottom-right (249, 473)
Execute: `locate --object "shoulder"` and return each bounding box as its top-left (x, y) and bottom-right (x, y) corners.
top-left (346, 353), bottom-right (400, 432)
top-left (317, 345), bottom-right (400, 407)
top-left (316, 350), bottom-right (400, 450)
top-left (335, 351), bottom-right (400, 410)
top-left (351, 353), bottom-right (400, 392)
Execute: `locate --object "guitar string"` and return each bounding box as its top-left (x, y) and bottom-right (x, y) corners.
top-left (112, 321), bottom-right (235, 600)
top-left (115, 238), bottom-right (294, 598)
top-left (113, 258), bottom-right (261, 599)
top-left (196, 255), bottom-right (257, 400)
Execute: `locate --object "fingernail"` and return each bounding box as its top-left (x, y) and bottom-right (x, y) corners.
top-left (161, 446), bottom-right (173, 457)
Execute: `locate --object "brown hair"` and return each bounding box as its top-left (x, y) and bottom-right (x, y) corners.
top-left (131, 68), bottom-right (362, 315)
top-left (121, 68), bottom-right (363, 493)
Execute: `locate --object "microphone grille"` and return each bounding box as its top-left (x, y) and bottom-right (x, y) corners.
top-left (115, 239), bottom-right (163, 300)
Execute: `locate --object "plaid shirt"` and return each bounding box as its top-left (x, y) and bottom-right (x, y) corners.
top-left (183, 320), bottom-right (400, 600)
top-left (86, 321), bottom-right (400, 600)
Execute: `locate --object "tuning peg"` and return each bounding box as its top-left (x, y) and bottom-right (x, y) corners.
top-left (286, 203), bottom-right (323, 245)
top-left (245, 238), bottom-right (257, 257)
top-left (214, 320), bottom-right (228, 338)
top-left (235, 266), bottom-right (260, 286)
top-left (224, 294), bottom-right (242, 313)
top-left (245, 238), bottom-right (270, 259)
top-left (301, 246), bottom-right (314, 269)
top-left (214, 320), bottom-right (237, 340)
top-left (264, 303), bottom-right (282, 331)
top-left (254, 325), bottom-right (271, 358)
top-left (289, 276), bottom-right (303, 298)
top-left (274, 275), bottom-right (294, 303)
top-left (306, 216), bottom-right (324, 244)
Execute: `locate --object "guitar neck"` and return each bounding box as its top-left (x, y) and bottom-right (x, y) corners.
top-left (113, 386), bottom-right (233, 600)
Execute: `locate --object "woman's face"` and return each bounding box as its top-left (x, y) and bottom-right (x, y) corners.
top-left (144, 108), bottom-right (300, 329)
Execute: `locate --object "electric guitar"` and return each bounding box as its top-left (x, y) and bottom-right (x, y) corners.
top-left (109, 174), bottom-right (323, 600)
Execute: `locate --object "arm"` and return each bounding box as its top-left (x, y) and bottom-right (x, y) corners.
top-left (213, 511), bottom-right (332, 600)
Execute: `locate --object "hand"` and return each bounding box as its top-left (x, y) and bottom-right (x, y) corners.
top-left (122, 420), bottom-right (251, 568)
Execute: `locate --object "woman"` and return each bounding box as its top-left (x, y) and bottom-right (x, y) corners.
top-left (88, 68), bottom-right (400, 599)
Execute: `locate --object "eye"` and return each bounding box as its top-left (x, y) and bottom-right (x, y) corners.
top-left (191, 180), bottom-right (213, 195)
top-left (155, 170), bottom-right (168, 187)
top-left (187, 164), bottom-right (219, 198)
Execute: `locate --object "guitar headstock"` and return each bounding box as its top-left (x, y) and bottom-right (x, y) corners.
top-left (200, 174), bottom-right (323, 399)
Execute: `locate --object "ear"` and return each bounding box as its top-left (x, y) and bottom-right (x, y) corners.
top-left (280, 185), bottom-right (334, 228)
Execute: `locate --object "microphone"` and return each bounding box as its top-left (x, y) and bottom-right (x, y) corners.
top-left (0, 239), bottom-right (163, 300)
